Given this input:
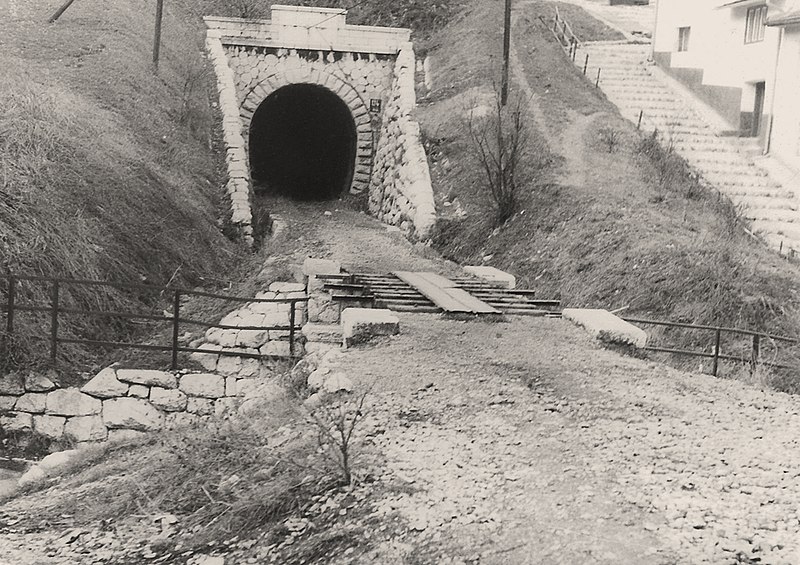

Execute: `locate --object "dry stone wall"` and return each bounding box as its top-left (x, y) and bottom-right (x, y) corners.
top-left (368, 44), bottom-right (436, 240)
top-left (190, 281), bottom-right (307, 371)
top-left (206, 30), bottom-right (254, 244)
top-left (0, 368), bottom-right (248, 447)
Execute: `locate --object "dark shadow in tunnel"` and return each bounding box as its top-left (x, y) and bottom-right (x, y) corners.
top-left (249, 83), bottom-right (358, 200)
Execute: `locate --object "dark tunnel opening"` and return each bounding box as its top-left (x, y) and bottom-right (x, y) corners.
top-left (249, 83), bottom-right (357, 200)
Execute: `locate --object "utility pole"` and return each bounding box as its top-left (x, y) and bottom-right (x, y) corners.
top-left (152, 0), bottom-right (165, 72)
top-left (501, 0), bottom-right (512, 105)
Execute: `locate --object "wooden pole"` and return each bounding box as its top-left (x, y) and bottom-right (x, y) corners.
top-left (153, 0), bottom-right (165, 72)
top-left (501, 0), bottom-right (512, 106)
top-left (48, 0), bottom-right (78, 23)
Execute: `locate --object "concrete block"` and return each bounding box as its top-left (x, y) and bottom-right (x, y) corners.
top-left (464, 266), bottom-right (516, 289)
top-left (341, 308), bottom-right (399, 347)
top-left (562, 309), bottom-right (647, 349)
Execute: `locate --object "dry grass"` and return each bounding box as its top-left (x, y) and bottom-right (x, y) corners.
top-left (0, 0), bottom-right (246, 379)
top-left (423, 0), bottom-right (800, 391)
top-left (13, 390), bottom-right (335, 547)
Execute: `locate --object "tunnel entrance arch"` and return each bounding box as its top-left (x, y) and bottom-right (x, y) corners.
top-left (241, 67), bottom-right (374, 199)
top-left (249, 84), bottom-right (357, 200)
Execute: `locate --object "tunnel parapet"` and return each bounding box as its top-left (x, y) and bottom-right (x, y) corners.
top-left (204, 6), bottom-right (436, 242)
top-left (368, 44), bottom-right (436, 240)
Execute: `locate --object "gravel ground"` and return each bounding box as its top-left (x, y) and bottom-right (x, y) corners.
top-left (3, 194), bottom-right (800, 564)
top-left (326, 314), bottom-right (800, 564)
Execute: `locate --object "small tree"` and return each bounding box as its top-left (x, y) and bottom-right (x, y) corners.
top-left (466, 91), bottom-right (533, 226)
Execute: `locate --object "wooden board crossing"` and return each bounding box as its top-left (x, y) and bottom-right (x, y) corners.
top-left (317, 271), bottom-right (561, 316)
top-left (393, 271), bottom-right (500, 314)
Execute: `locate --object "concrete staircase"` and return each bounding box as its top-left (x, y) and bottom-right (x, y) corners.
top-left (575, 41), bottom-right (800, 255)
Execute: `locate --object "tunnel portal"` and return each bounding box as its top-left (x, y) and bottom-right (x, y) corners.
top-left (249, 83), bottom-right (358, 200)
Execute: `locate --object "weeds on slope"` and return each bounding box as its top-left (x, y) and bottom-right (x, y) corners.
top-left (423, 0), bottom-right (800, 391)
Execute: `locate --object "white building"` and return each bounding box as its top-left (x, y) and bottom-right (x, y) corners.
top-left (652, 0), bottom-right (800, 167)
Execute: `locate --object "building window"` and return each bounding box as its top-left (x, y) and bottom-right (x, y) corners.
top-left (745, 5), bottom-right (768, 44)
top-left (677, 26), bottom-right (691, 52)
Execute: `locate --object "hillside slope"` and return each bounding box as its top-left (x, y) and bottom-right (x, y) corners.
top-left (0, 0), bottom-right (244, 372)
top-left (419, 0), bottom-right (800, 389)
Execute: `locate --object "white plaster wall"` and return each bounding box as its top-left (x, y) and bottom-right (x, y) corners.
top-left (771, 26), bottom-right (800, 163)
top-left (655, 0), bottom-right (780, 99)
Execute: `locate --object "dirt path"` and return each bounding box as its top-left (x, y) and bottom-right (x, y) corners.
top-left (260, 196), bottom-right (463, 276)
top-left (325, 314), bottom-right (800, 564)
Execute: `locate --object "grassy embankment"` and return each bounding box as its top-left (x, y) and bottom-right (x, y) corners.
top-left (419, 0), bottom-right (800, 389)
top-left (0, 0), bottom-right (257, 377)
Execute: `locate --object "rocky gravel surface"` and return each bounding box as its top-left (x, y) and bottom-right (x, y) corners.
top-left (328, 314), bottom-right (800, 564)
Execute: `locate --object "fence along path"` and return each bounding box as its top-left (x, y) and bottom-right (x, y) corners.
top-left (0, 273), bottom-right (308, 370)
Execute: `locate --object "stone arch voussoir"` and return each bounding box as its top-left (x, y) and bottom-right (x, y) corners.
top-left (242, 67), bottom-right (373, 195)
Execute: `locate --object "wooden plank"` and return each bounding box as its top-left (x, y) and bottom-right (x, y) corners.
top-left (394, 271), bottom-right (470, 312)
top-left (443, 288), bottom-right (499, 314)
top-left (394, 271), bottom-right (500, 314)
top-left (417, 271), bottom-right (458, 289)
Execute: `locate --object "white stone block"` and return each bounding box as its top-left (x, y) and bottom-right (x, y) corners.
top-left (341, 308), bottom-right (399, 347)
top-left (82, 367), bottom-right (129, 398)
top-left (179, 374), bottom-right (226, 398)
top-left (149, 387), bottom-right (188, 412)
top-left (33, 415), bottom-right (65, 440)
top-left (116, 369), bottom-right (177, 389)
top-left (14, 393), bottom-right (47, 414)
top-left (561, 309), bottom-right (647, 349)
top-left (64, 415), bottom-right (108, 442)
top-left (102, 398), bottom-right (163, 431)
top-left (46, 389), bottom-right (102, 417)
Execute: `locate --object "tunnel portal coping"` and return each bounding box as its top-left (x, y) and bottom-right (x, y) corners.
top-left (204, 5), bottom-right (412, 55)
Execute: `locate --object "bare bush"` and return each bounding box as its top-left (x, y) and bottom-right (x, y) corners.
top-left (305, 390), bottom-right (369, 486)
top-left (467, 91), bottom-right (546, 226)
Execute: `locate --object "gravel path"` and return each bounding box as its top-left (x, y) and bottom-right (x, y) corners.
top-left (325, 314), bottom-right (800, 564)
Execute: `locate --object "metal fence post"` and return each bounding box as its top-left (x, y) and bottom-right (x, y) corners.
top-left (289, 301), bottom-right (296, 357)
top-left (750, 334), bottom-right (760, 375)
top-left (6, 274), bottom-right (15, 339)
top-left (712, 327), bottom-right (721, 377)
top-left (50, 280), bottom-right (60, 367)
top-left (637, 110), bottom-right (644, 130)
top-left (171, 290), bottom-right (181, 370)
top-left (595, 67), bottom-right (601, 88)
top-left (583, 53), bottom-right (589, 75)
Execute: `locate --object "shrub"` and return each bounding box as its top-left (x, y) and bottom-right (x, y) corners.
top-left (466, 90), bottom-right (550, 226)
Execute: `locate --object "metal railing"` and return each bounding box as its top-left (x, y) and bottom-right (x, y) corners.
top-left (624, 317), bottom-right (799, 376)
top-left (0, 273), bottom-right (308, 370)
top-left (551, 7), bottom-right (581, 61)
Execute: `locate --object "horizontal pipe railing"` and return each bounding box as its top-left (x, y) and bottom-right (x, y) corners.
top-left (0, 273), bottom-right (309, 370)
top-left (625, 317), bottom-right (799, 377)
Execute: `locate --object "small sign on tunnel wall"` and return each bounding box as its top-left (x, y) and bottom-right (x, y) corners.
top-left (370, 99), bottom-right (382, 113)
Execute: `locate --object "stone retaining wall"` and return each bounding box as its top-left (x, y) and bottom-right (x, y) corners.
top-left (190, 282), bottom-right (307, 372)
top-left (206, 29), bottom-right (254, 245)
top-left (368, 44), bottom-right (436, 240)
top-left (0, 368), bottom-right (248, 447)
top-left (226, 45), bottom-right (393, 197)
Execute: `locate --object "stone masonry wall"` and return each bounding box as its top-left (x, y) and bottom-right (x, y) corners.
top-left (190, 282), bottom-right (307, 372)
top-left (368, 44), bottom-right (436, 240)
top-left (228, 46), bottom-right (391, 195)
top-left (0, 368), bottom-right (247, 447)
top-left (207, 30), bottom-right (254, 245)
